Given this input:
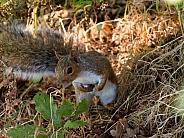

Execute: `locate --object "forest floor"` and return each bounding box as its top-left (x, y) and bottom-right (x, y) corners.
top-left (1, 0), bottom-right (184, 138)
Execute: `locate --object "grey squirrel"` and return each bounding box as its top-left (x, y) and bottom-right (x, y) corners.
top-left (55, 50), bottom-right (118, 106)
top-left (0, 22), bottom-right (117, 106)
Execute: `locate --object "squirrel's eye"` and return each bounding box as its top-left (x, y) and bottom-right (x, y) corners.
top-left (66, 67), bottom-right (73, 74)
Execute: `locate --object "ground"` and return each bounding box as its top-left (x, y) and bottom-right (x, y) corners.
top-left (0, 0), bottom-right (184, 138)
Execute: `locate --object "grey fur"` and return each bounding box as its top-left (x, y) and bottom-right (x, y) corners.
top-left (0, 22), bottom-right (68, 81)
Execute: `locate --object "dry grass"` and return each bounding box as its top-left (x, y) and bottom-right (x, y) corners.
top-left (116, 36), bottom-right (184, 137)
top-left (1, 0), bottom-right (184, 138)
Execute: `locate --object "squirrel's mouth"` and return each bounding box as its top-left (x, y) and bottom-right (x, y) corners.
top-left (56, 80), bottom-right (71, 89)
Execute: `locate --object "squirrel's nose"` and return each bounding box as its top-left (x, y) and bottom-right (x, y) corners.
top-left (56, 80), bottom-right (62, 89)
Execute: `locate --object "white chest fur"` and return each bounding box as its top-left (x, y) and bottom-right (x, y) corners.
top-left (72, 71), bottom-right (117, 105)
top-left (95, 79), bottom-right (117, 105)
top-left (72, 71), bottom-right (102, 84)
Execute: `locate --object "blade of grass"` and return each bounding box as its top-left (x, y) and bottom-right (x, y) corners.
top-left (0, 102), bottom-right (28, 135)
top-left (156, 0), bottom-right (159, 11)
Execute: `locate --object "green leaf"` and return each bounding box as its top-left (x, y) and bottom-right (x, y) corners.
top-left (72, 0), bottom-right (92, 9)
top-left (34, 92), bottom-right (62, 128)
top-left (96, 24), bottom-right (103, 31)
top-left (56, 130), bottom-right (68, 138)
top-left (53, 110), bottom-right (62, 129)
top-left (58, 100), bottom-right (74, 117)
top-left (34, 92), bottom-right (54, 119)
top-left (7, 124), bottom-right (43, 138)
top-left (73, 99), bottom-right (90, 119)
top-left (64, 120), bottom-right (88, 129)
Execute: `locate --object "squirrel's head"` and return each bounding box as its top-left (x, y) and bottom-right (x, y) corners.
top-left (55, 50), bottom-right (81, 88)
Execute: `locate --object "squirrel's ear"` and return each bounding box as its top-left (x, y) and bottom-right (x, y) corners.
top-left (69, 50), bottom-right (78, 59)
top-left (69, 50), bottom-right (80, 63)
top-left (55, 51), bottom-right (63, 59)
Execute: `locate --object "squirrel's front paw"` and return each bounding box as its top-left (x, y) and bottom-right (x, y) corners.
top-left (75, 83), bottom-right (95, 92)
top-left (81, 84), bottom-right (95, 92)
top-left (93, 86), bottom-right (100, 92)
top-left (93, 83), bottom-right (104, 91)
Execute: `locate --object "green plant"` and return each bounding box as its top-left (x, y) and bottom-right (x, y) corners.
top-left (174, 2), bottom-right (184, 29)
top-left (0, 0), bottom-right (7, 7)
top-left (7, 92), bottom-right (90, 138)
top-left (164, 0), bottom-right (184, 29)
top-left (72, 0), bottom-right (92, 9)
top-left (156, 0), bottom-right (159, 11)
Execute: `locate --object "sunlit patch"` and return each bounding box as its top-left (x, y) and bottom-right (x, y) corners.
top-left (164, 0), bottom-right (183, 5)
